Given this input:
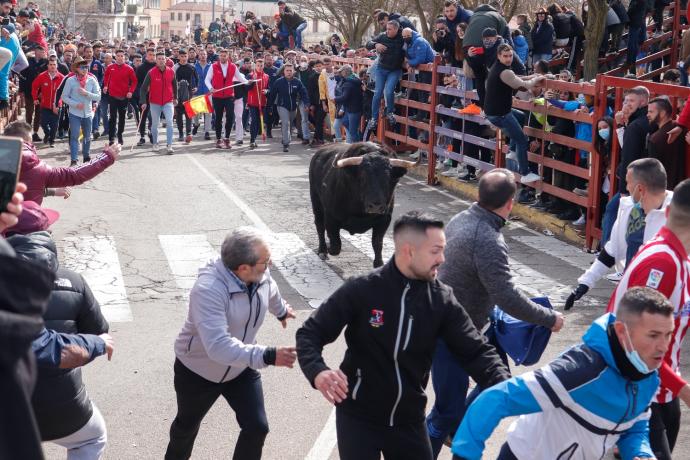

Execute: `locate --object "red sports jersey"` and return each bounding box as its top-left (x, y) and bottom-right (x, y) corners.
top-left (607, 226), bottom-right (690, 403)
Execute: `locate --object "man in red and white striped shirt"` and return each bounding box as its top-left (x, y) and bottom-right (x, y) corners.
top-left (607, 178), bottom-right (690, 460)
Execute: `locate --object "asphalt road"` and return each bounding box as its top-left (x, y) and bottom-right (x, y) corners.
top-left (36, 119), bottom-right (689, 460)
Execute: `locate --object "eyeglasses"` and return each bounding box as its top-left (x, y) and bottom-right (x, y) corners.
top-left (255, 258), bottom-right (272, 267)
top-left (78, 65), bottom-right (88, 70)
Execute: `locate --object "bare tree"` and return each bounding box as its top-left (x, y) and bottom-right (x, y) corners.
top-left (42, 0), bottom-right (111, 33)
top-left (582, 0), bottom-right (607, 80)
top-left (293, 0), bottom-right (412, 46)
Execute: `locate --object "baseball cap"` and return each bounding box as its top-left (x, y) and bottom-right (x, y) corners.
top-left (5, 201), bottom-right (60, 236)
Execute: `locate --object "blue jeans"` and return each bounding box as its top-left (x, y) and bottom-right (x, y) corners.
top-left (345, 112), bottom-right (361, 143)
top-left (333, 114), bottom-right (347, 141)
top-left (372, 67), bottom-right (402, 120)
top-left (293, 22), bottom-right (307, 49)
top-left (627, 26), bottom-right (646, 65)
top-left (93, 97), bottom-right (109, 133)
top-left (68, 113), bottom-right (93, 161)
top-left (427, 330), bottom-right (508, 459)
top-left (487, 111), bottom-right (529, 176)
top-left (299, 103), bottom-right (311, 140)
top-left (150, 102), bottom-right (174, 146)
top-left (600, 192), bottom-right (621, 246)
top-left (40, 108), bottom-right (59, 143)
top-left (532, 52), bottom-right (552, 63)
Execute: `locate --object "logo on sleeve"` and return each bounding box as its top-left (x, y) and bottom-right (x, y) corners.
top-left (646, 269), bottom-right (664, 289)
top-left (369, 309), bottom-right (384, 328)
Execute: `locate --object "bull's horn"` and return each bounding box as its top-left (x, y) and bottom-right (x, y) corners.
top-left (336, 156), bottom-right (364, 167)
top-left (389, 158), bottom-right (419, 168)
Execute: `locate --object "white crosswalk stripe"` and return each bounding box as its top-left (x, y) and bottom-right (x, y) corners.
top-left (61, 235), bottom-right (133, 323)
top-left (159, 234), bottom-right (217, 290)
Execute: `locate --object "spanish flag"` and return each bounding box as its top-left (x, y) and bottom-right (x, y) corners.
top-left (184, 94), bottom-right (213, 118)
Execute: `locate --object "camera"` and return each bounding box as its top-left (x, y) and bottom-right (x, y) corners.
top-left (436, 29), bottom-right (446, 38)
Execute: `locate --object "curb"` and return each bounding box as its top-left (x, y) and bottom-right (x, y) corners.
top-left (408, 164), bottom-right (587, 248)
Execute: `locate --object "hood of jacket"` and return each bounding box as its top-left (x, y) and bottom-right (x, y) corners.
top-left (582, 313), bottom-right (619, 371)
top-left (7, 231), bottom-right (59, 273)
top-left (21, 141), bottom-right (40, 174)
top-left (474, 4), bottom-right (498, 14)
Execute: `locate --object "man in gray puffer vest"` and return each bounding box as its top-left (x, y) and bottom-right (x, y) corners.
top-left (9, 231), bottom-right (112, 460)
top-left (425, 168), bottom-right (564, 459)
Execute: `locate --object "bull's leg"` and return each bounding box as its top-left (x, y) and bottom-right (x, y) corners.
top-left (371, 216), bottom-right (391, 268)
top-left (311, 192), bottom-right (328, 259)
top-left (325, 219), bottom-right (342, 256)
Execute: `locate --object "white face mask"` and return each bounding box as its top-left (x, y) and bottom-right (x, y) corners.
top-left (299, 62), bottom-right (307, 70)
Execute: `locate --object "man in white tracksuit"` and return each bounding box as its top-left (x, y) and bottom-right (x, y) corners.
top-left (565, 158), bottom-right (672, 309)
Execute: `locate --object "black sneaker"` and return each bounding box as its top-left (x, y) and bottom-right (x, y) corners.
top-left (283, 145), bottom-right (289, 152)
top-left (192, 124), bottom-right (199, 135)
top-left (386, 113), bottom-right (396, 126)
top-left (178, 135), bottom-right (184, 142)
top-left (127, 112), bottom-right (133, 119)
top-left (204, 132), bottom-right (211, 140)
top-left (83, 156), bottom-right (91, 163)
top-left (49, 142), bottom-right (55, 148)
top-left (301, 139), bottom-right (310, 145)
top-left (137, 137), bottom-right (146, 146)
top-left (249, 142), bottom-right (257, 149)
top-left (458, 172), bottom-right (476, 182)
top-left (32, 133), bottom-right (41, 142)
top-left (69, 160), bottom-right (78, 167)
top-left (93, 131), bottom-right (101, 140)
top-left (42, 135), bottom-right (49, 144)
top-left (117, 135), bottom-right (123, 145)
top-left (236, 140), bottom-right (243, 146)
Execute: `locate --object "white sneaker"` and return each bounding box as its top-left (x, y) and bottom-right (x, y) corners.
top-left (410, 151), bottom-right (420, 160)
top-left (435, 161), bottom-right (444, 170)
top-left (606, 272), bottom-right (624, 283)
top-left (506, 151), bottom-right (517, 161)
top-left (166, 145), bottom-right (174, 155)
top-left (571, 215), bottom-right (586, 226)
top-left (152, 143), bottom-right (159, 152)
top-left (520, 172), bottom-right (542, 184)
top-left (441, 167), bottom-right (459, 177)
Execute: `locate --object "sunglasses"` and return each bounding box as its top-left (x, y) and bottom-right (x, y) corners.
top-left (78, 65), bottom-right (88, 69)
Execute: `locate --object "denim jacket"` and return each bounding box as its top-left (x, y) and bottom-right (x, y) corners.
top-left (61, 74), bottom-right (101, 118)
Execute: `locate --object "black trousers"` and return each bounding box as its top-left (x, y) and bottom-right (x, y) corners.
top-left (212, 96), bottom-right (234, 140)
top-left (464, 52), bottom-right (487, 108)
top-left (313, 105), bottom-right (326, 141)
top-left (175, 104), bottom-right (192, 137)
top-left (249, 106), bottom-right (263, 142)
top-left (650, 399), bottom-right (681, 460)
top-left (336, 408), bottom-right (433, 460)
top-left (139, 104), bottom-right (152, 138)
top-left (108, 96), bottom-right (128, 141)
top-left (165, 359), bottom-right (268, 460)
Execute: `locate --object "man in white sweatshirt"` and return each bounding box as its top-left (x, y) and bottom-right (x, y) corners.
top-left (566, 158), bottom-right (672, 309)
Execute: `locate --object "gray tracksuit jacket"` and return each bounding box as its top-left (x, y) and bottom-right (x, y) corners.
top-left (174, 258), bottom-right (288, 382)
top-left (439, 203), bottom-right (557, 330)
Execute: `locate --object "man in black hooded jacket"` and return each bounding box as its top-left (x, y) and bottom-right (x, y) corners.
top-left (296, 211), bottom-right (510, 460)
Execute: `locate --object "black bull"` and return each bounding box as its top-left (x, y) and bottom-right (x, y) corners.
top-left (308, 142), bottom-right (418, 268)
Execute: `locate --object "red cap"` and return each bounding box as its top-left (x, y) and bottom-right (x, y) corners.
top-left (5, 201), bottom-right (60, 236)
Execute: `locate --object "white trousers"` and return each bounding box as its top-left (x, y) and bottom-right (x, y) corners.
top-left (50, 403), bottom-right (107, 460)
top-left (234, 98), bottom-right (244, 141)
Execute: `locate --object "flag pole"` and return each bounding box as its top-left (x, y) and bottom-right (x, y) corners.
top-left (255, 76), bottom-right (265, 141)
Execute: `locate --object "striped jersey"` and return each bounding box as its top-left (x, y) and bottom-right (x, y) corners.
top-left (607, 226), bottom-right (690, 403)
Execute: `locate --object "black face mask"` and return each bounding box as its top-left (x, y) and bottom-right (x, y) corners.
top-left (403, 37), bottom-right (412, 45)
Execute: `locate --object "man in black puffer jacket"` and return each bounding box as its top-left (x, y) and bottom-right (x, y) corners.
top-left (365, 20), bottom-right (405, 131)
top-left (9, 231), bottom-right (111, 460)
top-left (296, 211), bottom-right (510, 460)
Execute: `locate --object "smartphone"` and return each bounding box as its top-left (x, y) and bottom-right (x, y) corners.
top-left (471, 46), bottom-right (484, 55)
top-left (0, 137), bottom-right (23, 215)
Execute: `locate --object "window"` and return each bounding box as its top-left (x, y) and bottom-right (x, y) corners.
top-left (329, 23), bottom-right (335, 32)
top-left (194, 14), bottom-right (201, 25)
top-left (186, 13), bottom-right (190, 20)
top-left (178, 13), bottom-right (182, 21)
top-left (170, 12), bottom-right (174, 20)
top-left (312, 19), bottom-right (318, 33)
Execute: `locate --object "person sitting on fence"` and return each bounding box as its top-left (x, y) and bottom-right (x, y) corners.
top-left (484, 43), bottom-right (544, 185)
top-left (531, 8), bottom-right (554, 63)
top-left (365, 19), bottom-right (405, 132)
top-left (403, 27), bottom-right (435, 129)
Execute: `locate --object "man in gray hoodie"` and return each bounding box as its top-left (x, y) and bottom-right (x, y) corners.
top-left (425, 168), bottom-right (564, 458)
top-left (165, 227), bottom-right (296, 460)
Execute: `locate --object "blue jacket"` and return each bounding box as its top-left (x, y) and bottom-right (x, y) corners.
top-left (445, 7), bottom-right (473, 41)
top-left (513, 34), bottom-right (529, 64)
top-left (334, 75), bottom-right (363, 114)
top-left (532, 20), bottom-right (555, 55)
top-left (405, 31), bottom-right (435, 67)
top-left (32, 328), bottom-right (105, 367)
top-left (267, 76), bottom-right (309, 111)
top-left (0, 33), bottom-right (20, 100)
top-left (195, 61), bottom-right (211, 95)
top-left (452, 314), bottom-right (658, 460)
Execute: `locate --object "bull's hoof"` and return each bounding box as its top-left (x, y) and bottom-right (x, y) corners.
top-left (328, 244), bottom-right (341, 256)
top-left (373, 258), bottom-right (383, 268)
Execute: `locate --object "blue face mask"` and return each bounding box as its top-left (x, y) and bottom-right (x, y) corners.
top-left (622, 323), bottom-right (652, 374)
top-left (598, 128), bottom-right (610, 141)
